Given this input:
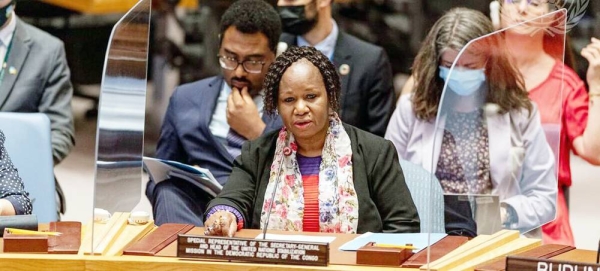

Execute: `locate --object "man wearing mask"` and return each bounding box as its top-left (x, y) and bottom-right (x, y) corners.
top-left (146, 0), bottom-right (282, 226)
top-left (278, 0), bottom-right (394, 137)
top-left (0, 0), bottom-right (74, 215)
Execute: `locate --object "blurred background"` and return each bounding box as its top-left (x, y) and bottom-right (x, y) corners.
top-left (17, 0), bottom-right (600, 249)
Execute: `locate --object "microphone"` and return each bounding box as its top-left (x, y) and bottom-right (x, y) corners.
top-left (262, 146), bottom-right (292, 239)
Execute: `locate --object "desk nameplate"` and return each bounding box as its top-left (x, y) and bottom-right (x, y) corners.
top-left (506, 256), bottom-right (600, 271)
top-left (177, 234), bottom-right (329, 266)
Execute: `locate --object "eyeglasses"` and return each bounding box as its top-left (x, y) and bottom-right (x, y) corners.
top-left (217, 55), bottom-right (266, 74)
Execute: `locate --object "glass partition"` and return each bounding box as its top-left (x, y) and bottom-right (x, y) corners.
top-left (424, 8), bottom-right (566, 269)
top-left (89, 0), bottom-right (151, 255)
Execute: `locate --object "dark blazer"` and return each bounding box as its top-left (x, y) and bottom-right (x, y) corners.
top-left (280, 31), bottom-right (395, 137)
top-left (155, 76), bottom-right (283, 185)
top-left (207, 124), bottom-right (420, 233)
top-left (0, 18), bottom-right (74, 163)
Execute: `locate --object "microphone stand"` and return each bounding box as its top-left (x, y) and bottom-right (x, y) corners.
top-left (262, 153), bottom-right (286, 240)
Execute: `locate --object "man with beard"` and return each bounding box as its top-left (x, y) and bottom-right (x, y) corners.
top-left (277, 0), bottom-right (394, 137)
top-left (146, 0), bottom-right (282, 226)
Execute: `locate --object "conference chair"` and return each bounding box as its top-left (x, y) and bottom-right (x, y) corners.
top-left (0, 112), bottom-right (57, 222)
top-left (400, 159), bottom-right (445, 233)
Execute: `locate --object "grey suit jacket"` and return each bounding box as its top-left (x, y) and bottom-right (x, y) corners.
top-left (280, 31), bottom-right (395, 137)
top-left (0, 17), bottom-right (74, 163)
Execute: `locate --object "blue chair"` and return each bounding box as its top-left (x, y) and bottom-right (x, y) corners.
top-left (400, 159), bottom-right (445, 233)
top-left (0, 113), bottom-right (57, 222)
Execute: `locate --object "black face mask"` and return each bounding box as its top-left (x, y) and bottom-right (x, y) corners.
top-left (278, 4), bottom-right (318, 36)
top-left (0, 0), bottom-right (15, 27)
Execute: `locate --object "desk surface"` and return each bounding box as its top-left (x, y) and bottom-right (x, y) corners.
top-left (0, 253), bottom-right (408, 271)
top-left (0, 226), bottom-right (413, 271)
top-left (1, 226), bottom-right (598, 271)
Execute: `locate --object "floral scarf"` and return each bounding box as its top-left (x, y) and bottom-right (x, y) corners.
top-left (260, 114), bottom-right (359, 233)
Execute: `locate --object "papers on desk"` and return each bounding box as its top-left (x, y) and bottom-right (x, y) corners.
top-left (143, 157), bottom-right (222, 197)
top-left (255, 233), bottom-right (336, 244)
top-left (339, 232), bottom-right (447, 252)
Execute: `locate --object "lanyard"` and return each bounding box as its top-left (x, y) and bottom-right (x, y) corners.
top-left (0, 32), bottom-right (15, 86)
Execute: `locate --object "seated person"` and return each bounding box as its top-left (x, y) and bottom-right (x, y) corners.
top-left (385, 8), bottom-right (556, 236)
top-left (499, 1), bottom-right (600, 246)
top-left (203, 46), bottom-right (420, 237)
top-left (277, 0), bottom-right (395, 137)
top-left (146, 0), bottom-right (283, 226)
top-left (0, 130), bottom-right (32, 215)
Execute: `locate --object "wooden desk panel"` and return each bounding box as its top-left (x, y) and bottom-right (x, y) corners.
top-left (0, 254), bottom-right (84, 271)
top-left (550, 249), bottom-right (598, 262)
top-left (0, 253), bottom-right (410, 271)
top-left (2, 224), bottom-right (596, 270)
top-left (0, 226), bottom-right (411, 270)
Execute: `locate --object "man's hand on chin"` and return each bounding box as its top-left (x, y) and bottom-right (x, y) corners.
top-left (227, 86), bottom-right (266, 140)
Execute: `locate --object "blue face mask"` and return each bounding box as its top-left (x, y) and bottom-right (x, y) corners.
top-left (439, 66), bottom-right (486, 96)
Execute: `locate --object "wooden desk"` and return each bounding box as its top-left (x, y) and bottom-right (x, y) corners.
top-left (1, 226), bottom-right (597, 270)
top-left (0, 227), bottom-right (414, 271)
top-left (551, 249), bottom-right (599, 262)
top-left (0, 253), bottom-right (409, 271)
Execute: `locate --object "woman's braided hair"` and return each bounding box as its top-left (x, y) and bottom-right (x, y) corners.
top-left (263, 46), bottom-right (341, 115)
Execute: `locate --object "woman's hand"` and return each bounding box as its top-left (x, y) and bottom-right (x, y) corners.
top-left (582, 37), bottom-right (600, 93)
top-left (203, 210), bottom-right (238, 237)
top-left (0, 199), bottom-right (15, 216)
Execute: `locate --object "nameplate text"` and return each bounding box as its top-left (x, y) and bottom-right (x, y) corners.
top-left (506, 256), bottom-right (600, 271)
top-left (177, 234), bottom-right (329, 266)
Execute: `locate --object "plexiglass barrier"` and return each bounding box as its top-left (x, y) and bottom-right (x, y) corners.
top-left (424, 9), bottom-right (566, 269)
top-left (88, 0), bottom-right (151, 255)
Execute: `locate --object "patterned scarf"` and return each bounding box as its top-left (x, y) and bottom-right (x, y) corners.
top-left (260, 114), bottom-right (359, 233)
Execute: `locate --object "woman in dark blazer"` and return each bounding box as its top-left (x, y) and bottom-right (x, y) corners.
top-left (203, 46), bottom-right (419, 237)
top-left (0, 130), bottom-right (32, 216)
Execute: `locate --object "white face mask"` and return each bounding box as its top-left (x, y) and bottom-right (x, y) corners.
top-left (439, 66), bottom-right (486, 96)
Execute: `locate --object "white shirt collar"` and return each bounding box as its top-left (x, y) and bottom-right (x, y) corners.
top-left (297, 19), bottom-right (339, 60)
top-left (0, 12), bottom-right (17, 47)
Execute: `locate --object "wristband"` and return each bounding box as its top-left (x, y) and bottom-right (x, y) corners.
top-left (206, 205), bottom-right (244, 231)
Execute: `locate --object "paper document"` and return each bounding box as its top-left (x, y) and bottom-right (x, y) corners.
top-left (143, 157), bottom-right (222, 197)
top-left (339, 232), bottom-right (447, 252)
top-left (255, 233), bottom-right (336, 244)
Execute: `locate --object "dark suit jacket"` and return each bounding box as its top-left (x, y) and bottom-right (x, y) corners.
top-left (280, 31), bottom-right (394, 137)
top-left (0, 18), bottom-right (74, 163)
top-left (208, 124), bottom-right (420, 233)
top-left (155, 76), bottom-right (282, 185)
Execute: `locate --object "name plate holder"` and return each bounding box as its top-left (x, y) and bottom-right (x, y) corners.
top-left (177, 234), bottom-right (329, 266)
top-left (506, 256), bottom-right (600, 271)
top-left (356, 242), bottom-right (414, 266)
